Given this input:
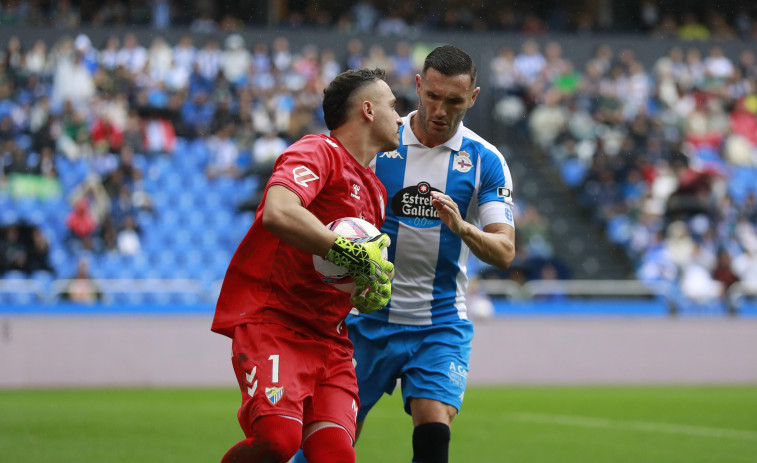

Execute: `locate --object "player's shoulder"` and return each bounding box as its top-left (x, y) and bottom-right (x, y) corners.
top-left (284, 134), bottom-right (343, 160)
top-left (459, 126), bottom-right (505, 161)
top-left (291, 133), bottom-right (338, 151)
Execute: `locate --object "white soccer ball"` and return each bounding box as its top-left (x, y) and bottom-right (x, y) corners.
top-left (313, 217), bottom-right (386, 293)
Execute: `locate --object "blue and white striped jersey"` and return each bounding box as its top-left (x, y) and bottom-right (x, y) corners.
top-left (366, 111), bottom-right (515, 325)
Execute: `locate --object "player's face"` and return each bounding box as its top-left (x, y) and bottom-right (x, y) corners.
top-left (413, 67), bottom-right (480, 147)
top-left (372, 79), bottom-right (403, 152)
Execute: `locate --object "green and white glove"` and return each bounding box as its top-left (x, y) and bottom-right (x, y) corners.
top-left (325, 234), bottom-right (394, 312)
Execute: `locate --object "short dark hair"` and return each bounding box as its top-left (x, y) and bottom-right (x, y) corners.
top-left (422, 45), bottom-right (477, 87)
top-left (323, 68), bottom-right (387, 130)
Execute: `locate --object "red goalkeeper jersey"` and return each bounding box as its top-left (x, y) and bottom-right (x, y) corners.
top-left (212, 134), bottom-right (387, 344)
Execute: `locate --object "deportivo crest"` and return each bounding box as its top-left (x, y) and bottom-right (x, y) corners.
top-left (265, 386), bottom-right (284, 405)
top-left (380, 150), bottom-right (403, 159)
top-left (453, 151), bottom-right (473, 173)
top-left (293, 166), bottom-right (319, 187)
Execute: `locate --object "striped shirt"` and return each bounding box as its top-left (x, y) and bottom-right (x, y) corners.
top-left (367, 111), bottom-right (515, 325)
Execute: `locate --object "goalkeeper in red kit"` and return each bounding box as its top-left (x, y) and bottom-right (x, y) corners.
top-left (211, 68), bottom-right (402, 463)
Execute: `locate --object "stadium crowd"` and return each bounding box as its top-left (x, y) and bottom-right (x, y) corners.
top-left (491, 39), bottom-right (757, 308)
top-left (0, 28), bottom-right (562, 298)
top-left (2, 1), bottom-right (757, 40)
top-left (1, 5), bottom-right (756, 309)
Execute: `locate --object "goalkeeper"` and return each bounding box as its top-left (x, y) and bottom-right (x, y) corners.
top-left (211, 68), bottom-right (401, 463)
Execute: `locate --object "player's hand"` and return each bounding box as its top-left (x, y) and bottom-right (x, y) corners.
top-left (431, 191), bottom-right (466, 235)
top-left (325, 234), bottom-right (394, 293)
top-left (351, 280), bottom-right (392, 314)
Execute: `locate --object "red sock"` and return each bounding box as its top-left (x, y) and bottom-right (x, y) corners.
top-left (302, 426), bottom-right (355, 463)
top-left (221, 415), bottom-right (302, 463)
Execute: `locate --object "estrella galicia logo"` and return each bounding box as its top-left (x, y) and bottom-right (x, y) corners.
top-left (391, 182), bottom-right (443, 228)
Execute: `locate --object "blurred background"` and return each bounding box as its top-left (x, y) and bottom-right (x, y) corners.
top-left (1, 0), bottom-right (757, 388)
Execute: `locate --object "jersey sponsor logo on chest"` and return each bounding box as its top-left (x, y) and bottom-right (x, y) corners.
top-left (351, 184), bottom-right (361, 200)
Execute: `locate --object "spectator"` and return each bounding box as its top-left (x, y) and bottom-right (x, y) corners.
top-left (50, 0), bottom-right (81, 29)
top-left (91, 111), bottom-right (124, 154)
top-left (66, 196), bottom-right (98, 251)
top-left (116, 214), bottom-right (141, 256)
top-left (57, 108), bottom-right (93, 161)
top-left (221, 34), bottom-right (251, 85)
top-left (1, 225), bottom-right (28, 274)
top-left (205, 123), bottom-right (240, 179)
top-left (195, 39), bottom-right (222, 83)
top-left (51, 47), bottom-right (95, 109)
top-left (60, 258), bottom-right (102, 303)
top-left (25, 39), bottom-right (50, 76)
top-left (271, 36), bottom-right (292, 73)
top-left (147, 36), bottom-right (174, 83)
top-left (678, 12), bottom-right (710, 41)
top-left (252, 128), bottom-right (288, 167)
top-left (143, 109), bottom-right (177, 154)
top-left (490, 46), bottom-right (517, 99)
top-left (27, 226), bottom-right (54, 274)
top-left (172, 35), bottom-right (197, 74)
top-left (99, 36), bottom-right (121, 72)
top-left (117, 33), bottom-right (148, 76)
top-left (712, 249), bottom-right (740, 295)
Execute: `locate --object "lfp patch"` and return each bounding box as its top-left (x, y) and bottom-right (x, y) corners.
top-left (265, 387), bottom-right (284, 405)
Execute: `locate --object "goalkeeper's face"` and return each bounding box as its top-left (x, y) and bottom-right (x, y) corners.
top-left (370, 79), bottom-right (403, 152)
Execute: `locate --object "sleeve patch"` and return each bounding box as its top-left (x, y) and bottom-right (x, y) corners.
top-left (497, 187), bottom-right (511, 198)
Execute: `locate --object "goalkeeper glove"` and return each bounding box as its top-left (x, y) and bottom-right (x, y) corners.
top-left (352, 282), bottom-right (392, 314)
top-left (325, 233), bottom-right (394, 293)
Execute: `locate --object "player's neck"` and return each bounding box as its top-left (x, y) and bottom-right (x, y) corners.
top-left (330, 130), bottom-right (374, 168)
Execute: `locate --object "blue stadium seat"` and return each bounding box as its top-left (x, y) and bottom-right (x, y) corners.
top-left (31, 270), bottom-right (55, 289)
top-left (0, 207), bottom-right (19, 225)
top-left (151, 191), bottom-right (169, 210)
top-left (3, 270), bottom-right (27, 280)
top-left (3, 292), bottom-right (35, 305)
top-left (100, 254), bottom-right (127, 278)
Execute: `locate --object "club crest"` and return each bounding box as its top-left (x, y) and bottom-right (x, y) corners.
top-left (453, 151), bottom-right (473, 173)
top-left (265, 386), bottom-right (284, 405)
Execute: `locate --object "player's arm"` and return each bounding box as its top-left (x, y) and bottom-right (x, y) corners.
top-left (261, 185), bottom-right (336, 256)
top-left (263, 185), bottom-right (393, 312)
top-left (431, 191), bottom-right (515, 271)
top-left (459, 222), bottom-right (515, 271)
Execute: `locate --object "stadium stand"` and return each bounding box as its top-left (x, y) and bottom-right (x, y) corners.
top-left (1, 1), bottom-right (757, 316)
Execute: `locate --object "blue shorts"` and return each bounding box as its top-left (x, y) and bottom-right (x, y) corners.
top-left (346, 314), bottom-right (473, 422)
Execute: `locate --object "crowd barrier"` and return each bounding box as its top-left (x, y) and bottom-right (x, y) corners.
top-left (1, 278), bottom-right (756, 316)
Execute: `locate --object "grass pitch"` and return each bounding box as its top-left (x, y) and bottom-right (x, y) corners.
top-left (1, 386), bottom-right (755, 462)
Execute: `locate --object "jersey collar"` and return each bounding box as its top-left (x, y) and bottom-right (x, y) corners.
top-left (403, 111), bottom-right (465, 151)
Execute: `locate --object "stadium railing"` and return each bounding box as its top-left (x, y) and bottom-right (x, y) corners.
top-left (48, 278), bottom-right (206, 305)
top-left (0, 278), bottom-right (47, 303)
top-left (2, 277), bottom-right (752, 316)
top-left (726, 282), bottom-right (757, 316)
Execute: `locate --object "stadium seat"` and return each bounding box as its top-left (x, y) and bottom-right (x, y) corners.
top-left (31, 270), bottom-right (55, 290)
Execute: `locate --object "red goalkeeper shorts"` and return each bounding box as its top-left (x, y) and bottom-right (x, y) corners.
top-left (230, 322), bottom-right (359, 442)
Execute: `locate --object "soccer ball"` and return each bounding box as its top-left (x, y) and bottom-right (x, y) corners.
top-left (313, 217), bottom-right (386, 293)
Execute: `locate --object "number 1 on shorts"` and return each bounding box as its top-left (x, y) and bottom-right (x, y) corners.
top-left (268, 354), bottom-right (279, 383)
